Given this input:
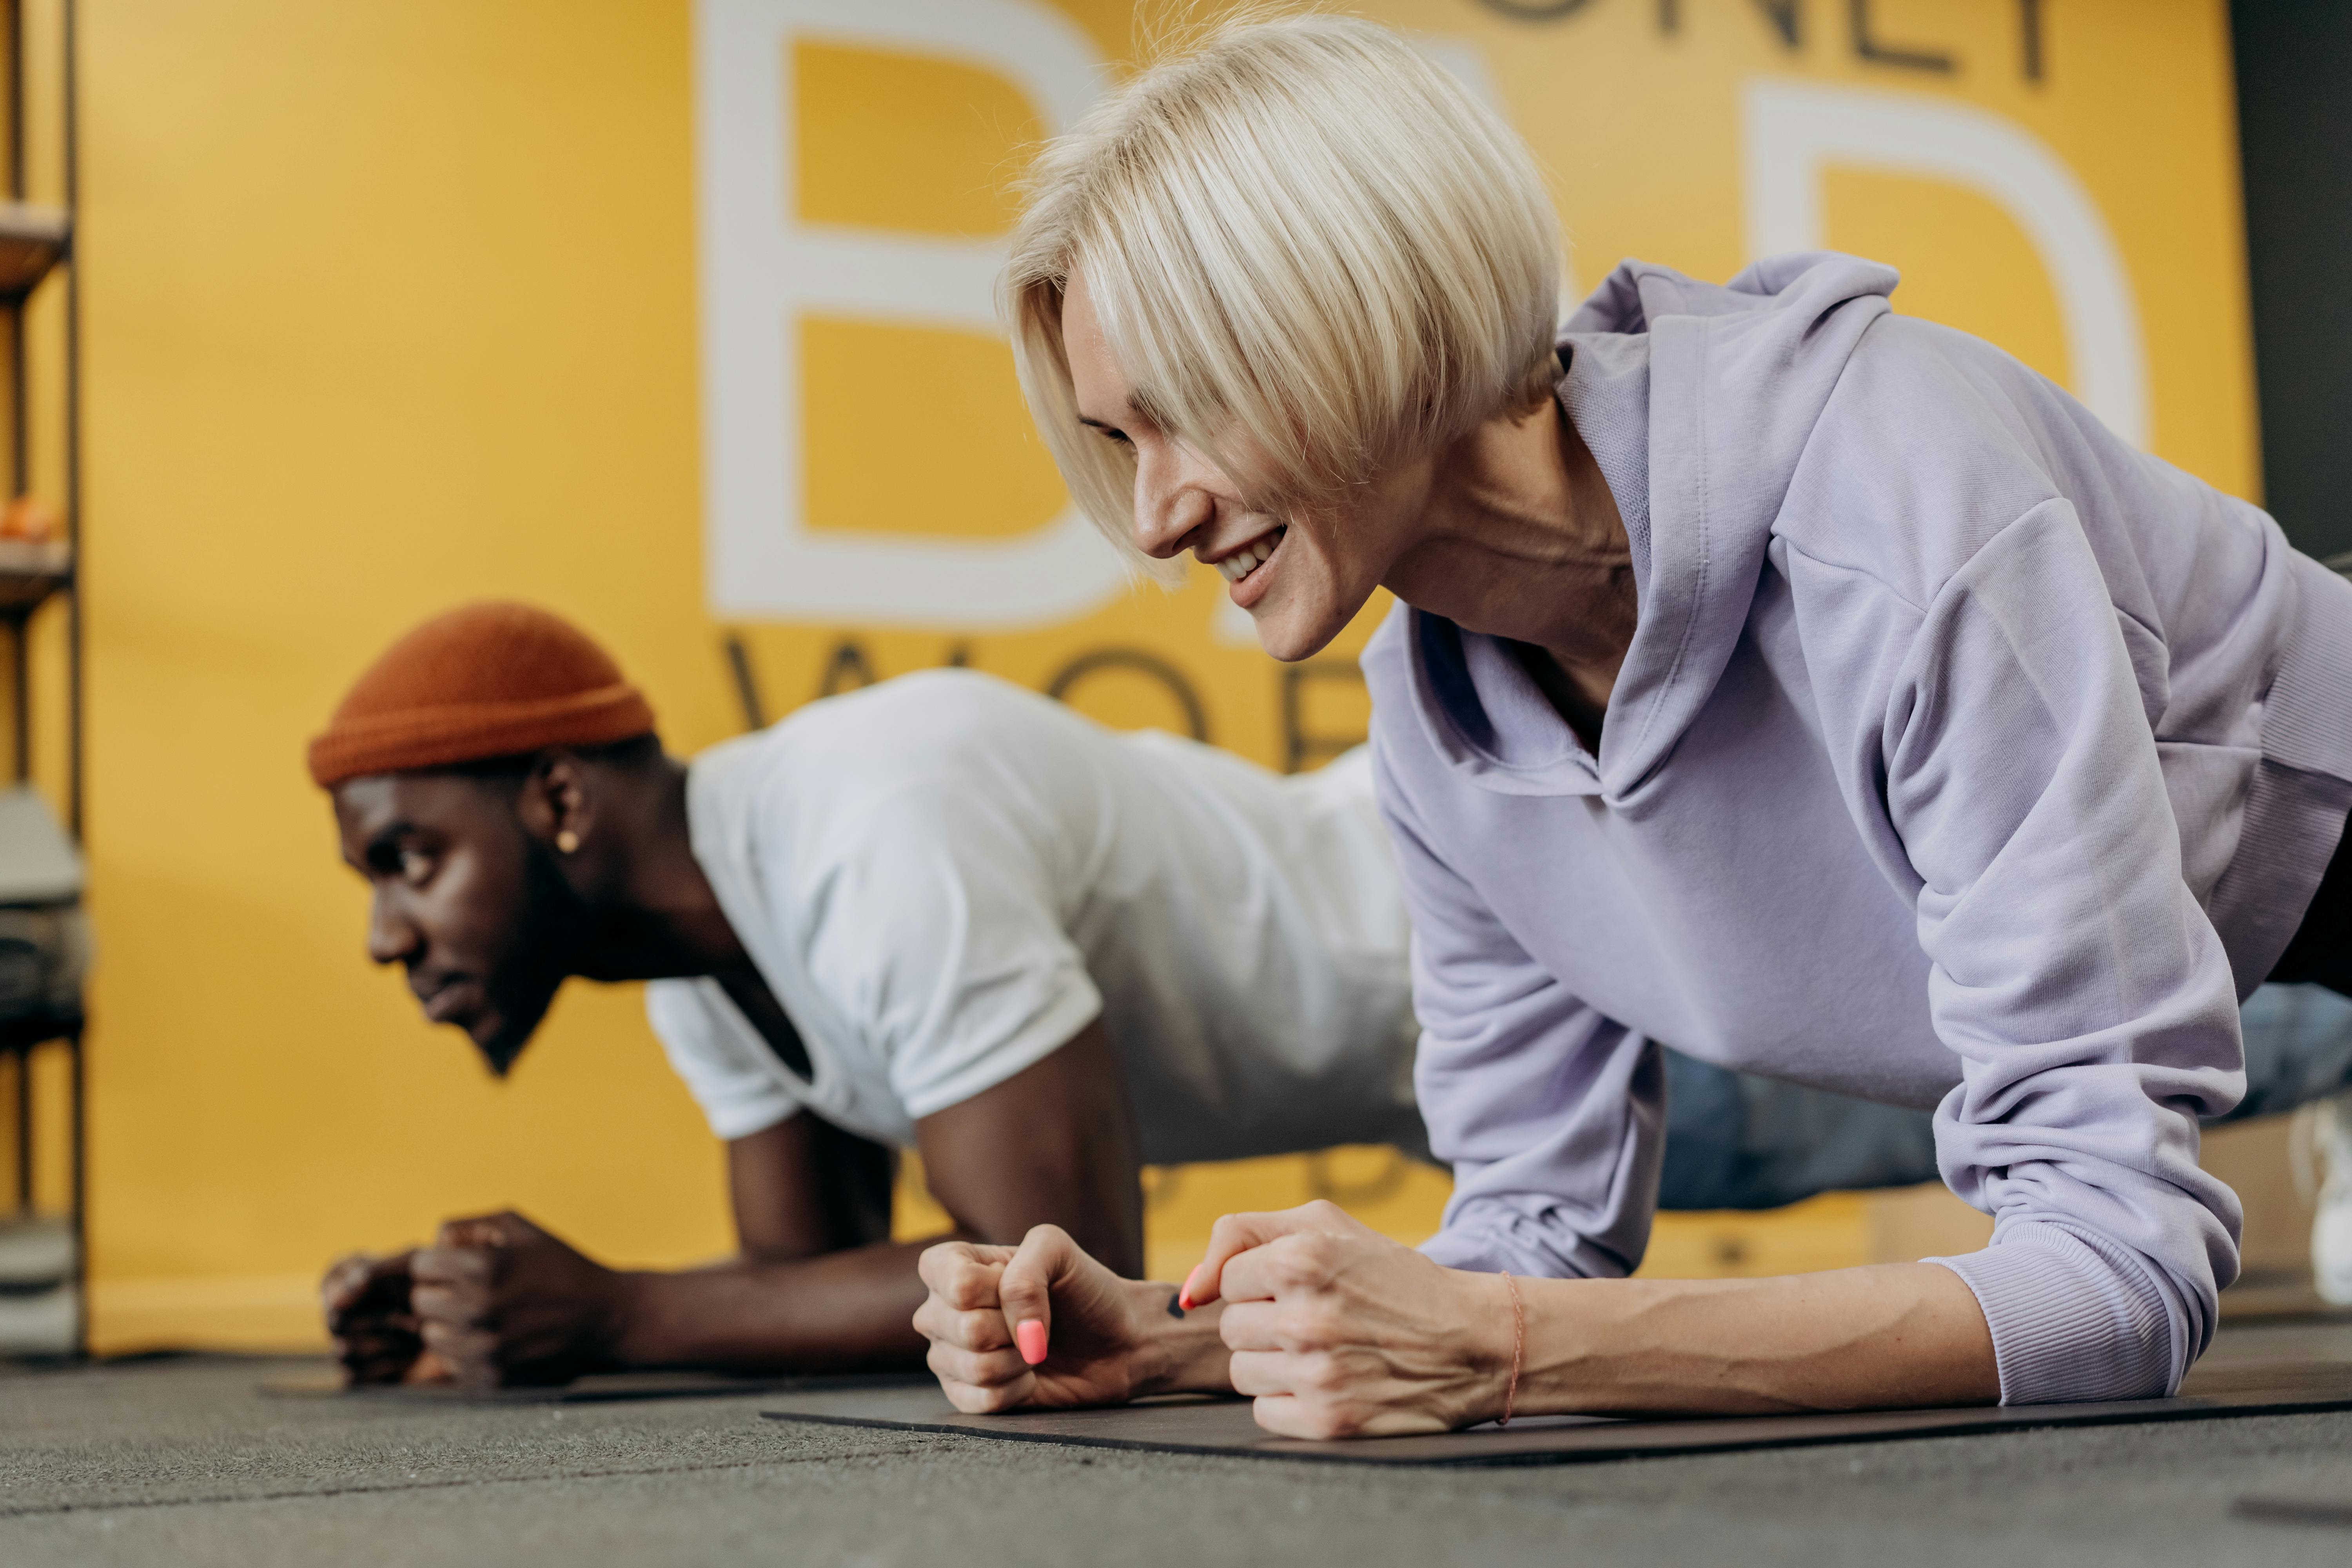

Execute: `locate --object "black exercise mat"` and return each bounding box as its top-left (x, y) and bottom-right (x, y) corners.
top-left (758, 1345), bottom-right (2352, 1467)
top-left (263, 1368), bottom-right (935, 1406)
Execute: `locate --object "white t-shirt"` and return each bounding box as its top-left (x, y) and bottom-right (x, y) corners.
top-left (644, 669), bottom-right (1424, 1164)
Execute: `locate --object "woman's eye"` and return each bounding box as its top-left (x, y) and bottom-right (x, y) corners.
top-left (399, 850), bottom-right (433, 883)
top-left (1101, 428), bottom-right (1132, 447)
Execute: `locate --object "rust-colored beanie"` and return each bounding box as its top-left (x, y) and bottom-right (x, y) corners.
top-left (307, 602), bottom-right (657, 788)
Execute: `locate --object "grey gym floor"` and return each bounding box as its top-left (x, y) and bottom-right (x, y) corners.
top-left (4, 1347), bottom-right (2351, 1566)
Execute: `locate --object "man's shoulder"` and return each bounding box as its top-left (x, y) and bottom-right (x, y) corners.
top-left (722, 669), bottom-right (1094, 769)
top-left (689, 670), bottom-right (1115, 876)
top-left (693, 670), bottom-right (1096, 809)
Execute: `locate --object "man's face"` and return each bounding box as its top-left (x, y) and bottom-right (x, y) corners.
top-left (332, 772), bottom-right (584, 1075)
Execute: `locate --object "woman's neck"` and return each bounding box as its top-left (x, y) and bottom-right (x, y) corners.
top-left (1388, 400), bottom-right (1638, 727)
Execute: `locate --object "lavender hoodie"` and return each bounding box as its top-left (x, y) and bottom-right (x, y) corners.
top-left (1370, 254), bottom-right (2352, 1405)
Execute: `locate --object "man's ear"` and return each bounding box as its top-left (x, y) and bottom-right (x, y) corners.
top-left (515, 751), bottom-right (594, 851)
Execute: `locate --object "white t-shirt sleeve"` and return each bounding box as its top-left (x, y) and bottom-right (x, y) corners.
top-left (796, 788), bottom-right (1105, 1122)
top-left (644, 978), bottom-right (804, 1141)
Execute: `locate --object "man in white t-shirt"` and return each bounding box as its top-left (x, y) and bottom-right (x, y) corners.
top-left (310, 603), bottom-right (1423, 1387)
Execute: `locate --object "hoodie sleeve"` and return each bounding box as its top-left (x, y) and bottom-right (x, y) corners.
top-left (1786, 499), bottom-right (2247, 1404)
top-left (1373, 737), bottom-right (1666, 1281)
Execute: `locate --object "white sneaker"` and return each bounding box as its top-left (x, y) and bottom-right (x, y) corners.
top-left (2312, 1094), bottom-right (2352, 1307)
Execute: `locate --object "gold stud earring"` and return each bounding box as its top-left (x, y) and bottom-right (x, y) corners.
top-left (555, 829), bottom-right (580, 854)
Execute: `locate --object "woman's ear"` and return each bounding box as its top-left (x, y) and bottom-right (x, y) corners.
top-left (1514, 350), bottom-right (1565, 416)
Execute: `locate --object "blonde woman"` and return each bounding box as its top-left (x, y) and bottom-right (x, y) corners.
top-left (913, 14), bottom-right (2352, 1434)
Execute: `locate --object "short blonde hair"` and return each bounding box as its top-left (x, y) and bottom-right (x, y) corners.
top-left (1005, 12), bottom-right (1562, 578)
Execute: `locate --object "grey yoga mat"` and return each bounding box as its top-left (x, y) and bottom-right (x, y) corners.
top-left (757, 1325), bottom-right (2352, 1467)
top-left (262, 1369), bottom-right (937, 1406)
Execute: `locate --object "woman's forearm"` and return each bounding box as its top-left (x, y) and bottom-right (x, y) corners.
top-left (1125, 1284), bottom-right (1236, 1396)
top-left (1511, 1261), bottom-right (2000, 1417)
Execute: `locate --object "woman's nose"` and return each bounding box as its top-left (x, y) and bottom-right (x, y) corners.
top-left (1131, 450), bottom-right (1212, 560)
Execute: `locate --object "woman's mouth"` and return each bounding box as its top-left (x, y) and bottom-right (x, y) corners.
top-left (1214, 525), bottom-right (1286, 590)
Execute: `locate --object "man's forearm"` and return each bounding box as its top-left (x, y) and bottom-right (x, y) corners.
top-left (606, 1239), bottom-right (938, 1374)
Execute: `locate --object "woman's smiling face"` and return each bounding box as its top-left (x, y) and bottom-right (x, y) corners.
top-left (1059, 270), bottom-right (1433, 663)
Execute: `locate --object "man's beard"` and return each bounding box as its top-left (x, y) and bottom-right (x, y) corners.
top-left (474, 840), bottom-right (592, 1078)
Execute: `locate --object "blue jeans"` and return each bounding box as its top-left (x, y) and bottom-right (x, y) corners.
top-left (1656, 982), bottom-right (2352, 1211)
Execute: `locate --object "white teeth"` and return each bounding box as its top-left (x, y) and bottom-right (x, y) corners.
top-left (1213, 526), bottom-right (1286, 586)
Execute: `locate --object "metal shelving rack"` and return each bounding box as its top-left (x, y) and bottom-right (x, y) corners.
top-left (0, 0), bottom-right (82, 1358)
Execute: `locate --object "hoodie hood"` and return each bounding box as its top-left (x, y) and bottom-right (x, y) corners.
top-left (1408, 252), bottom-right (1898, 805)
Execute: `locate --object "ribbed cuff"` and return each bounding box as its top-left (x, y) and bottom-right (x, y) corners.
top-left (1929, 1223), bottom-right (2177, 1405)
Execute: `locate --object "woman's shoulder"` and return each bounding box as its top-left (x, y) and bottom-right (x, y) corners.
top-left (1773, 314), bottom-right (2127, 609)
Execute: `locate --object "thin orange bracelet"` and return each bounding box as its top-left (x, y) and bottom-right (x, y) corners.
top-left (1497, 1272), bottom-right (1525, 1427)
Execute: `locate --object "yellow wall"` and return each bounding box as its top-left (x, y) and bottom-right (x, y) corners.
top-left (62, 0), bottom-right (2254, 1349)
